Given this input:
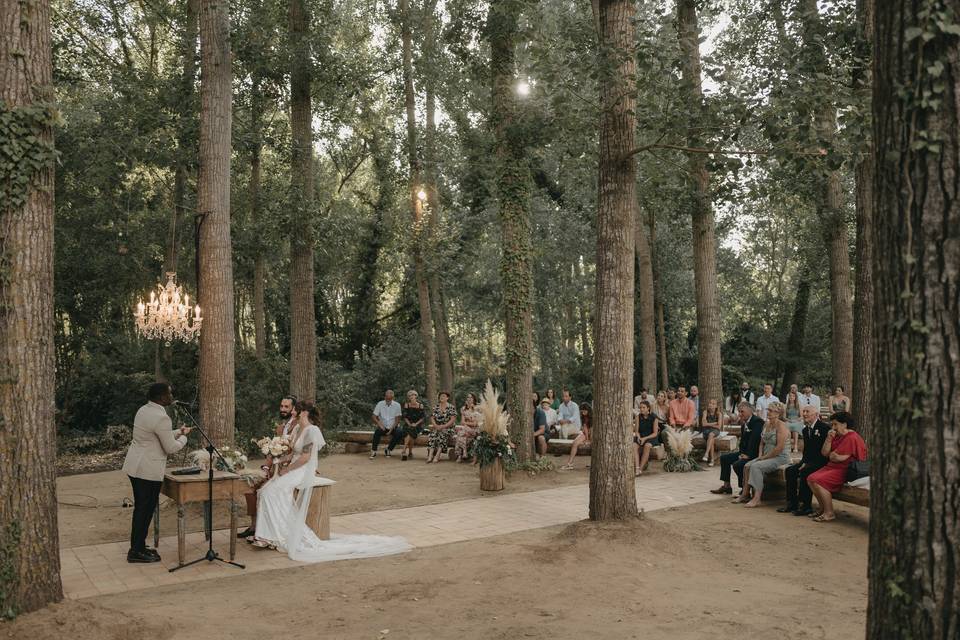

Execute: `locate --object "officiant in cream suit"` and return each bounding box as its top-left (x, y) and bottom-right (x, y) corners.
top-left (122, 382), bottom-right (191, 563)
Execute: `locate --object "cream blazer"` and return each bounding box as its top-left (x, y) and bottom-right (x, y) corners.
top-left (121, 402), bottom-right (187, 481)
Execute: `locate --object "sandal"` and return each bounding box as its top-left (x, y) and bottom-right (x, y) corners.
top-left (251, 539), bottom-right (270, 548)
top-left (560, 463), bottom-right (574, 470)
top-left (813, 514), bottom-right (835, 523)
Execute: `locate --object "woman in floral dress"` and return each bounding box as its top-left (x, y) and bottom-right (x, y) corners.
top-left (428, 391), bottom-right (457, 463)
top-left (454, 392), bottom-right (481, 462)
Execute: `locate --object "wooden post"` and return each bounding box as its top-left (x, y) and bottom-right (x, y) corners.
top-left (480, 459), bottom-right (505, 491)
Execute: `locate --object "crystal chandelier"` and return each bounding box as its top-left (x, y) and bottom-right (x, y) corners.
top-left (134, 272), bottom-right (202, 346)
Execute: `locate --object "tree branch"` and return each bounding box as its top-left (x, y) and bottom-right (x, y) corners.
top-left (620, 142), bottom-right (826, 163)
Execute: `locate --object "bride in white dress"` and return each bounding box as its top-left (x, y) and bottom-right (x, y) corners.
top-left (252, 400), bottom-right (410, 562)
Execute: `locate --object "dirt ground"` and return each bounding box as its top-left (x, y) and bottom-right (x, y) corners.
top-left (56, 446), bottom-right (597, 548)
top-left (7, 449), bottom-right (869, 639)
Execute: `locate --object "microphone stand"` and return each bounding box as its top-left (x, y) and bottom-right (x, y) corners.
top-left (169, 403), bottom-right (245, 572)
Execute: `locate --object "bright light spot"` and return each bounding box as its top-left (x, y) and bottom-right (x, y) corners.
top-left (416, 189), bottom-right (428, 201)
top-left (516, 81), bottom-right (531, 97)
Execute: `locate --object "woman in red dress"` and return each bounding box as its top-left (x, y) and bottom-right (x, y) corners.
top-left (807, 411), bottom-right (867, 522)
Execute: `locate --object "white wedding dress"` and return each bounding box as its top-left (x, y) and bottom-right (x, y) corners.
top-left (255, 422), bottom-right (411, 562)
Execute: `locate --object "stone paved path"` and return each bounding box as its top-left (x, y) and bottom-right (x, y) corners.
top-left (60, 470), bottom-right (722, 599)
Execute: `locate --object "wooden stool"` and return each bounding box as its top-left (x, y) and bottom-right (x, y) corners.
top-left (294, 476), bottom-right (335, 540)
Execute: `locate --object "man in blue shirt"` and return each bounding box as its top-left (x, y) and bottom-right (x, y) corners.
top-left (557, 390), bottom-right (581, 438)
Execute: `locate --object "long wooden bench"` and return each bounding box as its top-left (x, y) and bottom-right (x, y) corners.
top-left (545, 438), bottom-right (666, 460)
top-left (340, 429), bottom-right (429, 453)
top-left (760, 460), bottom-right (870, 506)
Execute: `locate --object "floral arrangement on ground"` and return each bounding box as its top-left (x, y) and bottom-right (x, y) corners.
top-left (661, 427), bottom-right (702, 472)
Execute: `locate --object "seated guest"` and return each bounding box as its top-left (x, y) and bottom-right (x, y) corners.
top-left (399, 390), bottom-right (426, 461)
top-left (560, 403), bottom-right (592, 470)
top-left (807, 412), bottom-right (867, 522)
top-left (544, 388), bottom-right (560, 411)
top-left (699, 398), bottom-right (722, 466)
top-left (533, 394), bottom-right (549, 458)
top-left (711, 402), bottom-right (764, 494)
top-left (454, 392), bottom-right (481, 463)
top-left (556, 389), bottom-right (581, 439)
top-left (668, 386), bottom-right (697, 430)
top-left (737, 402), bottom-right (791, 506)
top-left (784, 389), bottom-right (803, 452)
top-left (542, 398), bottom-right (559, 438)
top-left (370, 389), bottom-right (403, 459)
top-left (755, 383), bottom-right (780, 420)
top-left (653, 391), bottom-right (670, 424)
top-left (777, 404), bottom-right (830, 515)
top-left (829, 386), bottom-right (850, 413)
top-left (723, 390), bottom-right (742, 425)
top-left (666, 388), bottom-right (677, 402)
top-left (798, 384), bottom-right (821, 411)
top-left (633, 387), bottom-right (653, 415)
top-left (633, 400), bottom-right (660, 476)
top-left (427, 391), bottom-right (457, 463)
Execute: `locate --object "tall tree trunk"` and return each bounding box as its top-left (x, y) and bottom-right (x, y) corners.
top-left (799, 0), bottom-right (854, 394)
top-left (288, 0), bottom-right (316, 402)
top-left (250, 68), bottom-right (266, 359)
top-left (851, 0), bottom-right (875, 438)
top-left (635, 206), bottom-right (657, 392)
top-left (0, 0), bottom-right (62, 614)
top-left (168, 0), bottom-right (199, 277)
top-left (780, 264), bottom-right (811, 397)
top-left (577, 258), bottom-right (593, 363)
top-left (649, 213), bottom-right (669, 390)
top-left (400, 0), bottom-right (437, 411)
top-left (589, 0), bottom-right (637, 520)
top-left (867, 4), bottom-right (960, 635)
top-left (488, 0), bottom-right (534, 461)
top-left (677, 0), bottom-right (723, 407)
top-left (422, 0), bottom-right (455, 395)
top-left (197, 0), bottom-right (235, 445)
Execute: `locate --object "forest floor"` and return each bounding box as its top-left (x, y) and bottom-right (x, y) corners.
top-left (8, 448), bottom-right (869, 640)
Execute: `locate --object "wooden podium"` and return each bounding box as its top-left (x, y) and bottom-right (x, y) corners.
top-left (153, 468), bottom-right (243, 567)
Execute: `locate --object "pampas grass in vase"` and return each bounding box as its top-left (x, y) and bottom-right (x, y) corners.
top-left (662, 426), bottom-right (702, 472)
top-left (475, 380), bottom-right (511, 491)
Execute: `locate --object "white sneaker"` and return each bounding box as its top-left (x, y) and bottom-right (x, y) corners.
top-left (384, 449), bottom-right (392, 457)
top-left (369, 451), bottom-right (377, 459)
top-left (702, 455), bottom-right (709, 462)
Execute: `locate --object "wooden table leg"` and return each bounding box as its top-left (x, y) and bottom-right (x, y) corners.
top-left (153, 504), bottom-right (160, 550)
top-left (229, 500), bottom-right (237, 560)
top-left (177, 504), bottom-right (186, 566)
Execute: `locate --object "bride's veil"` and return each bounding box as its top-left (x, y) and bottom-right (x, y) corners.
top-left (283, 423), bottom-right (324, 561)
top-left (281, 423), bottom-right (411, 562)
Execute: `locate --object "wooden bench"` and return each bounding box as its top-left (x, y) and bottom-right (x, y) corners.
top-left (834, 484), bottom-right (869, 506)
top-left (340, 429), bottom-right (429, 453)
top-left (546, 438), bottom-right (667, 460)
top-left (690, 433), bottom-right (739, 452)
top-left (294, 476), bottom-right (335, 540)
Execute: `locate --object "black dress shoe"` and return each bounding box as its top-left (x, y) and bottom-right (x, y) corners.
top-left (144, 547), bottom-right (161, 560)
top-left (237, 527), bottom-right (255, 539)
top-left (127, 550), bottom-right (161, 564)
top-left (793, 506), bottom-right (814, 516)
top-left (777, 505), bottom-right (798, 513)
top-left (710, 486), bottom-right (733, 494)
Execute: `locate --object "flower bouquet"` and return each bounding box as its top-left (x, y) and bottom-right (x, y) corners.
top-left (189, 445), bottom-right (248, 472)
top-left (253, 434), bottom-right (292, 459)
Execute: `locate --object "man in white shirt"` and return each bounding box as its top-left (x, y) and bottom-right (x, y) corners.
top-left (798, 384), bottom-right (822, 412)
top-left (122, 382), bottom-right (191, 563)
top-left (371, 389), bottom-right (404, 459)
top-left (557, 390), bottom-right (581, 439)
top-left (755, 383), bottom-right (780, 420)
top-left (633, 388), bottom-right (653, 416)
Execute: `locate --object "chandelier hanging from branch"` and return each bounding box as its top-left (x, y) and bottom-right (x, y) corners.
top-left (134, 272), bottom-right (202, 346)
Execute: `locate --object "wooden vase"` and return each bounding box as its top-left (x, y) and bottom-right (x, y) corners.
top-left (480, 458), bottom-right (505, 491)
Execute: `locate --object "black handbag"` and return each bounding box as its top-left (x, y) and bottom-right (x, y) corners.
top-left (846, 459), bottom-right (870, 481)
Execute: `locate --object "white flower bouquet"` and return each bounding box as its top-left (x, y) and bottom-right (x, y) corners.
top-left (253, 435), bottom-right (292, 460)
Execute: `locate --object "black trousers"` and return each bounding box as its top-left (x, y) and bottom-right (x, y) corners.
top-left (129, 475), bottom-right (162, 552)
top-left (372, 427), bottom-right (404, 451)
top-left (719, 452), bottom-right (751, 488)
top-left (785, 461), bottom-right (827, 507)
